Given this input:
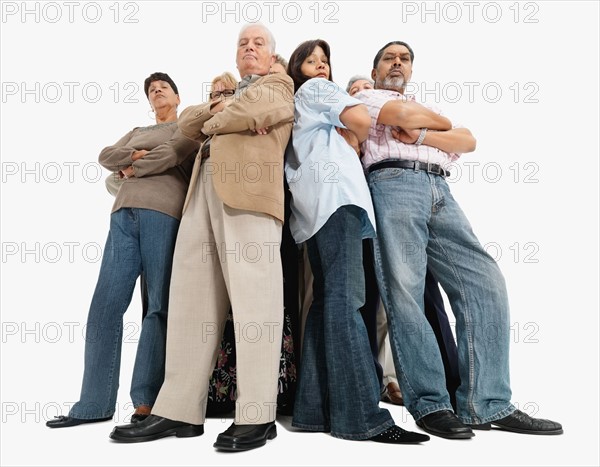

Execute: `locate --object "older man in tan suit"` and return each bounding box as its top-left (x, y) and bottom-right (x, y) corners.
top-left (110, 23), bottom-right (294, 451)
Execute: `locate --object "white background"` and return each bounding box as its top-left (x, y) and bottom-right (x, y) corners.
top-left (1, 1), bottom-right (598, 465)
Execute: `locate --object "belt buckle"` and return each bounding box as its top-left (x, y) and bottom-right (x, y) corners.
top-left (427, 162), bottom-right (446, 178)
top-left (426, 162), bottom-right (439, 175)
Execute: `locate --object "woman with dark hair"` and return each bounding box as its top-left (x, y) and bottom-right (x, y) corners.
top-left (47, 72), bottom-right (199, 428)
top-left (285, 40), bottom-right (428, 444)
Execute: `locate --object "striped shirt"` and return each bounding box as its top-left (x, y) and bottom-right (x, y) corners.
top-left (354, 89), bottom-right (460, 169)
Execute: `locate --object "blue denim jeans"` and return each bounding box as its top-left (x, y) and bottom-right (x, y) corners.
top-left (367, 168), bottom-right (515, 425)
top-left (69, 208), bottom-right (179, 419)
top-left (292, 206), bottom-right (394, 439)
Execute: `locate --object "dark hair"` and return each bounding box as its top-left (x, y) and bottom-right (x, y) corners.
top-left (372, 41), bottom-right (415, 69)
top-left (287, 39), bottom-right (332, 93)
top-left (144, 72), bottom-right (179, 98)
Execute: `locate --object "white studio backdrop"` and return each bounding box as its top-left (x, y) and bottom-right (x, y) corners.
top-left (1, 1), bottom-right (598, 466)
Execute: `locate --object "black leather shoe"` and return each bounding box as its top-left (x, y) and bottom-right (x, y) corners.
top-left (109, 415), bottom-right (204, 443)
top-left (130, 413), bottom-right (149, 423)
top-left (468, 422), bottom-right (492, 430)
top-left (416, 410), bottom-right (474, 439)
top-left (214, 422), bottom-right (277, 451)
top-left (489, 409), bottom-right (563, 435)
top-left (46, 415), bottom-right (112, 428)
top-left (369, 425), bottom-right (430, 444)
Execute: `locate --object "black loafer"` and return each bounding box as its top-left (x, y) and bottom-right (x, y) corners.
top-left (489, 409), bottom-right (563, 435)
top-left (416, 410), bottom-right (474, 439)
top-left (214, 422), bottom-right (277, 451)
top-left (46, 415), bottom-right (113, 428)
top-left (109, 415), bottom-right (204, 443)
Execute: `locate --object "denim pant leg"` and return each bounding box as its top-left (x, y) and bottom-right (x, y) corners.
top-left (292, 238), bottom-right (330, 432)
top-left (70, 209), bottom-right (141, 419)
top-left (129, 209), bottom-right (180, 408)
top-left (368, 168), bottom-right (453, 420)
top-left (293, 206), bottom-right (394, 440)
top-left (426, 177), bottom-right (514, 424)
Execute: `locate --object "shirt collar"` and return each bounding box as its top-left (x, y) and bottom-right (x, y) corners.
top-left (238, 74), bottom-right (262, 90)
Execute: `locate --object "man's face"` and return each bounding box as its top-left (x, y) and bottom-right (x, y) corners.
top-left (348, 79), bottom-right (374, 96)
top-left (372, 44), bottom-right (413, 93)
top-left (236, 26), bottom-right (275, 78)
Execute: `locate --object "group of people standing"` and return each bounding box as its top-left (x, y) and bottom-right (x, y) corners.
top-left (47, 23), bottom-right (562, 451)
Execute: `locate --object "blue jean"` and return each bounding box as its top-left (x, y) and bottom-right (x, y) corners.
top-left (367, 168), bottom-right (515, 425)
top-left (292, 206), bottom-right (394, 439)
top-left (69, 208), bottom-right (179, 419)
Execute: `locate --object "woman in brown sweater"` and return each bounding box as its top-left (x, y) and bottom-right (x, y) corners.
top-left (47, 72), bottom-right (199, 428)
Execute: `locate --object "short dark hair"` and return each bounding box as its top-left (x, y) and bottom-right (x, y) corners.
top-left (372, 41), bottom-right (415, 69)
top-left (144, 72), bottom-right (179, 98)
top-left (287, 39), bottom-right (332, 93)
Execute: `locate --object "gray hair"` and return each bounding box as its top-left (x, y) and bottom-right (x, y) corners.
top-left (238, 23), bottom-right (276, 54)
top-left (346, 75), bottom-right (374, 93)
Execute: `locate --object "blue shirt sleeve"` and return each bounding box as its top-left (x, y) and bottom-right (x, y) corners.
top-left (295, 78), bottom-right (362, 129)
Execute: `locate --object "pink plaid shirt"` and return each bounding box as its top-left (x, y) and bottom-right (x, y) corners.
top-left (355, 89), bottom-right (461, 169)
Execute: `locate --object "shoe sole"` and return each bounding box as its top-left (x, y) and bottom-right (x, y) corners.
top-left (213, 425), bottom-right (277, 451)
top-left (370, 436), bottom-right (431, 444)
top-left (46, 416), bottom-right (113, 428)
top-left (468, 423), bottom-right (492, 431)
top-left (470, 422), bottom-right (563, 435)
top-left (415, 421), bottom-right (475, 440)
top-left (492, 424), bottom-right (563, 435)
top-left (109, 425), bottom-right (204, 443)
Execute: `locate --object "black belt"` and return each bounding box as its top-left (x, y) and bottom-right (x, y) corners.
top-left (368, 159), bottom-right (450, 178)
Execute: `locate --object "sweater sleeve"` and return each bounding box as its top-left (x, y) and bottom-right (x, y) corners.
top-left (98, 128), bottom-right (137, 171)
top-left (132, 129), bottom-right (200, 178)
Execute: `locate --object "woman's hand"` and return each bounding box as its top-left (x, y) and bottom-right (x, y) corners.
top-left (120, 166), bottom-right (135, 179)
top-left (210, 98), bottom-right (233, 114)
top-left (336, 127), bottom-right (361, 156)
top-left (131, 150), bottom-right (149, 161)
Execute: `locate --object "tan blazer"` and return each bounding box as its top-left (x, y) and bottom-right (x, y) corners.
top-left (178, 73), bottom-right (294, 222)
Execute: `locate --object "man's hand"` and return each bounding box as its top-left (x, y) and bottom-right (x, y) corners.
top-left (391, 127), bottom-right (421, 144)
top-left (131, 150), bottom-right (149, 161)
top-left (336, 127), bottom-right (361, 156)
top-left (251, 127), bottom-right (270, 135)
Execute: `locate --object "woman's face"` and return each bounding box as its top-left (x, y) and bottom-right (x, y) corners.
top-left (147, 80), bottom-right (179, 112)
top-left (300, 45), bottom-right (330, 80)
top-left (210, 80), bottom-right (236, 102)
top-left (348, 79), bottom-right (374, 96)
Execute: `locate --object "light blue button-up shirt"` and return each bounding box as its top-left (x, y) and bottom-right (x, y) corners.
top-left (285, 78), bottom-right (376, 244)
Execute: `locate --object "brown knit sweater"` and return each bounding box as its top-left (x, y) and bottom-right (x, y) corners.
top-left (99, 122), bottom-right (199, 220)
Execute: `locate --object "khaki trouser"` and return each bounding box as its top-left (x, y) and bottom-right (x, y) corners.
top-left (152, 161), bottom-right (283, 425)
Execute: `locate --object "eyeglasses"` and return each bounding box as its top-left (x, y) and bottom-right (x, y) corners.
top-left (209, 89), bottom-right (236, 99)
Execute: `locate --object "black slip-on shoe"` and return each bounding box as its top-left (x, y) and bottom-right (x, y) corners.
top-left (416, 410), bottom-right (474, 439)
top-left (109, 414), bottom-right (204, 443)
top-left (214, 421), bottom-right (277, 451)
